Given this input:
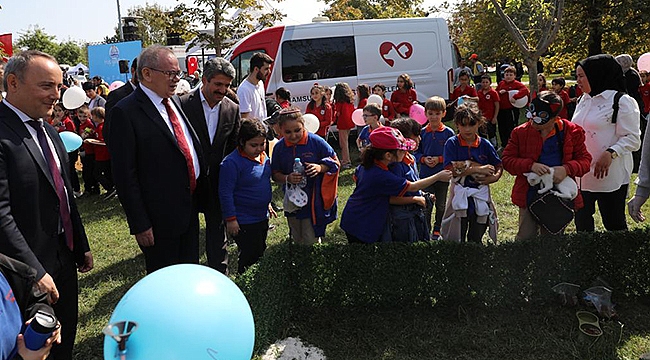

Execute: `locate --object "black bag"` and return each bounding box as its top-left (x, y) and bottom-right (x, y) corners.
top-left (527, 121), bottom-right (575, 235)
top-left (528, 192), bottom-right (574, 235)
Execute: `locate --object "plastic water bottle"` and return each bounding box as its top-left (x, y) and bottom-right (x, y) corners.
top-left (293, 158), bottom-right (307, 188)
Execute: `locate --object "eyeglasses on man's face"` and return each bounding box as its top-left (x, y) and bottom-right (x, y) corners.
top-left (148, 68), bottom-right (183, 80)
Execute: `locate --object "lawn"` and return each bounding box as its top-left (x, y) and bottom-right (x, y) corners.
top-left (73, 129), bottom-right (650, 359)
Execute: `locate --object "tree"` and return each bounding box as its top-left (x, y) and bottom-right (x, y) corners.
top-left (181, 0), bottom-right (284, 56)
top-left (320, 0), bottom-right (427, 20)
top-left (488, 0), bottom-right (564, 94)
top-left (56, 41), bottom-right (83, 65)
top-left (103, 4), bottom-right (193, 47)
top-left (15, 26), bottom-right (59, 56)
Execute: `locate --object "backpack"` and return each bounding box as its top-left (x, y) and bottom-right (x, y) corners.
top-left (575, 91), bottom-right (625, 123)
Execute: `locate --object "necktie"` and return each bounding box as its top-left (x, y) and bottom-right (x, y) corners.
top-left (27, 120), bottom-right (74, 251)
top-left (162, 98), bottom-right (196, 193)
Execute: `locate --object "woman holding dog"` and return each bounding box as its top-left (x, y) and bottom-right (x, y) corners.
top-left (572, 54), bottom-right (641, 232)
top-left (502, 91), bottom-right (592, 240)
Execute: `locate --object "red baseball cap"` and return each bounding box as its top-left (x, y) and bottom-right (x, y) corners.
top-left (369, 127), bottom-right (416, 151)
top-left (469, 54), bottom-right (478, 60)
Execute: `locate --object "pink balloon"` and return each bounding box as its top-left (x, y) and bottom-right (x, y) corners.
top-left (109, 81), bottom-right (125, 91)
top-left (352, 108), bottom-right (365, 126)
top-left (409, 104), bottom-right (427, 125)
top-left (638, 53), bottom-right (650, 72)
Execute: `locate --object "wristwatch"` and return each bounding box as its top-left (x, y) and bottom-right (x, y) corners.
top-left (606, 148), bottom-right (618, 159)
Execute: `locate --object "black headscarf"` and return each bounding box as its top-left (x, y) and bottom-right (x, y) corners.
top-left (575, 54), bottom-right (626, 97)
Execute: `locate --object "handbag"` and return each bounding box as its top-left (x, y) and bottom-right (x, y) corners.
top-left (527, 121), bottom-right (575, 235)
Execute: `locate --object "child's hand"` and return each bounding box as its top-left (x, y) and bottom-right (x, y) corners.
top-left (305, 163), bottom-right (327, 177)
top-left (475, 165), bottom-right (495, 176)
top-left (268, 204), bottom-right (278, 218)
top-left (491, 117), bottom-right (497, 124)
top-left (477, 174), bottom-right (499, 185)
top-left (499, 89), bottom-right (506, 94)
top-left (287, 172), bottom-right (303, 184)
top-left (424, 156), bottom-right (439, 167)
top-left (436, 169), bottom-right (453, 182)
top-left (552, 166), bottom-right (568, 183)
top-left (530, 162), bottom-right (550, 176)
top-left (413, 196), bottom-right (426, 208)
top-left (226, 220), bottom-right (240, 236)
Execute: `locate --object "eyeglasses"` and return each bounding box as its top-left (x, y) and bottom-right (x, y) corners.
top-left (148, 68), bottom-right (183, 80)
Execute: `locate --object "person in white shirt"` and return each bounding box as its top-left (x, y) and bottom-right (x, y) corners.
top-left (237, 52), bottom-right (273, 122)
top-left (572, 54), bottom-right (641, 231)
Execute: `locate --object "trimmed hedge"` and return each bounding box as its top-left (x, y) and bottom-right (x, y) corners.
top-left (236, 228), bottom-right (650, 353)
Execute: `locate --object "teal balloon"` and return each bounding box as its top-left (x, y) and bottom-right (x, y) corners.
top-left (103, 264), bottom-right (255, 360)
top-left (58, 131), bottom-right (83, 152)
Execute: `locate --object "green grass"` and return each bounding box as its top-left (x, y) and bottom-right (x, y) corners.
top-left (73, 131), bottom-right (650, 359)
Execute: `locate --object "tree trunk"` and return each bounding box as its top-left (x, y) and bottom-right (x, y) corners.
top-left (214, 0), bottom-right (221, 55)
top-left (525, 57), bottom-right (538, 95)
top-left (586, 1), bottom-right (603, 56)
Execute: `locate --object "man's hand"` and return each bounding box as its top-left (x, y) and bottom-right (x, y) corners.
top-left (628, 195), bottom-right (648, 223)
top-left (135, 228), bottom-right (154, 247)
top-left (36, 273), bottom-right (59, 304)
top-left (226, 220), bottom-right (240, 237)
top-left (78, 251), bottom-right (93, 273)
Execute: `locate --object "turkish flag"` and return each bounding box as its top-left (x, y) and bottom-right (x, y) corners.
top-left (187, 56), bottom-right (198, 75)
top-left (0, 33), bottom-right (12, 58)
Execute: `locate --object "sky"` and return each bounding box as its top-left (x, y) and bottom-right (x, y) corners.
top-left (0, 0), bottom-right (450, 45)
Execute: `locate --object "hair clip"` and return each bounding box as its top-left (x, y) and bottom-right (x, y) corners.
top-left (278, 108), bottom-right (301, 115)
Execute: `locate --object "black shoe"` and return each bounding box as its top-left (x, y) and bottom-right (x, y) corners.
top-left (102, 189), bottom-right (117, 200)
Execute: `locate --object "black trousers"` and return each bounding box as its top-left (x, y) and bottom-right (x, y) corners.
top-left (575, 184), bottom-right (628, 232)
top-left (93, 159), bottom-right (114, 192)
top-left (232, 220), bottom-right (268, 274)
top-left (49, 236), bottom-right (78, 360)
top-left (141, 211), bottom-right (200, 274)
top-left (497, 107), bottom-right (520, 148)
top-left (67, 151), bottom-right (80, 192)
top-left (204, 209), bottom-right (228, 274)
top-left (424, 181), bottom-right (450, 233)
top-left (80, 152), bottom-right (98, 194)
top-left (460, 213), bottom-right (488, 244)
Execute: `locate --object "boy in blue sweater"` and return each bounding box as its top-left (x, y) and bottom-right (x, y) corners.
top-left (415, 96), bottom-right (456, 239)
top-left (219, 119), bottom-right (275, 273)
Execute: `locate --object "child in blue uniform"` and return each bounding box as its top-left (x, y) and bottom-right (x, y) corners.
top-left (441, 103), bottom-right (503, 243)
top-left (341, 127), bottom-right (452, 243)
top-left (271, 107), bottom-right (340, 244)
top-left (415, 96), bottom-right (456, 240)
top-left (219, 119), bottom-right (274, 273)
top-left (388, 118), bottom-right (432, 242)
top-left (356, 104), bottom-right (383, 150)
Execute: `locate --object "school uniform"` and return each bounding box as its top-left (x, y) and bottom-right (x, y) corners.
top-left (639, 82), bottom-right (650, 115)
top-left (357, 98), bottom-right (368, 109)
top-left (341, 161), bottom-right (409, 243)
top-left (357, 125), bottom-right (382, 148)
top-left (496, 79), bottom-right (529, 147)
top-left (306, 102), bottom-right (333, 137)
top-left (219, 149), bottom-right (272, 273)
top-left (381, 98), bottom-right (395, 121)
top-left (388, 154), bottom-right (429, 242)
top-left (334, 101), bottom-right (355, 130)
top-left (450, 85), bottom-right (478, 102)
top-left (390, 89), bottom-right (417, 116)
top-left (271, 131), bottom-right (339, 240)
top-left (478, 87), bottom-right (500, 145)
top-left (93, 122), bottom-right (113, 193)
top-left (441, 135), bottom-right (501, 243)
top-left (79, 119), bottom-right (99, 194)
top-left (557, 89), bottom-right (571, 120)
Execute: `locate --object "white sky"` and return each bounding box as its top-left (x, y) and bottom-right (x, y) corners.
top-left (0, 0), bottom-right (451, 44)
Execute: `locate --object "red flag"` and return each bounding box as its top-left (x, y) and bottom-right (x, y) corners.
top-left (0, 33), bottom-right (12, 58)
top-left (186, 56), bottom-right (198, 76)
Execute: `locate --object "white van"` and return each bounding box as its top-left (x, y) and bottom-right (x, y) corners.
top-left (224, 17), bottom-right (459, 110)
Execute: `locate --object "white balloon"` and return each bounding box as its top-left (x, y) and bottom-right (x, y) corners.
top-left (509, 90), bottom-right (528, 109)
top-left (367, 94), bottom-right (383, 106)
top-left (62, 86), bottom-right (86, 110)
top-left (303, 113), bottom-right (320, 133)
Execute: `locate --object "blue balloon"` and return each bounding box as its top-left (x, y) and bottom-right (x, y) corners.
top-left (58, 131), bottom-right (83, 152)
top-left (103, 264), bottom-right (255, 360)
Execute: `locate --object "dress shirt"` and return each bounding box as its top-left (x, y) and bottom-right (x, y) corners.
top-left (199, 88), bottom-right (221, 144)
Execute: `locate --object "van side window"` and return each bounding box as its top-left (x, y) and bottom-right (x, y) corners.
top-left (282, 36), bottom-right (357, 83)
top-left (231, 50), bottom-right (265, 87)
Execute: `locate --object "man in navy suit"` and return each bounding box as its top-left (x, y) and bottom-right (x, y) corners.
top-left (180, 57), bottom-right (240, 273)
top-left (104, 57), bottom-right (138, 145)
top-left (109, 45), bottom-right (205, 274)
top-left (0, 50), bottom-right (93, 359)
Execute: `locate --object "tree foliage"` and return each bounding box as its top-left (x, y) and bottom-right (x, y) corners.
top-left (15, 26), bottom-right (60, 56)
top-left (56, 41), bottom-right (83, 65)
top-left (181, 0), bottom-right (284, 56)
top-left (103, 4), bottom-right (193, 47)
top-left (320, 0), bottom-right (427, 20)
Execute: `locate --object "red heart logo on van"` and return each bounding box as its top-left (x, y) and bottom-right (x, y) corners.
top-left (379, 42), bottom-right (413, 67)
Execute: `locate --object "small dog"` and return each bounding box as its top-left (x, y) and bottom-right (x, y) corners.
top-left (524, 167), bottom-right (578, 200)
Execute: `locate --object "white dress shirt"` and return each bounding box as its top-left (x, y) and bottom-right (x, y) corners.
top-left (199, 88), bottom-right (221, 144)
top-left (140, 84), bottom-right (200, 179)
top-left (572, 89), bottom-right (641, 192)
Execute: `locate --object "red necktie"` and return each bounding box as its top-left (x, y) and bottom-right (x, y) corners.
top-left (162, 98), bottom-right (196, 193)
top-left (28, 120), bottom-right (74, 251)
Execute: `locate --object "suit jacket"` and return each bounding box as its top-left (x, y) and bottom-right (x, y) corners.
top-left (104, 81), bottom-right (135, 144)
top-left (109, 86), bottom-right (205, 237)
top-left (180, 88), bottom-right (241, 214)
top-left (0, 102), bottom-right (90, 279)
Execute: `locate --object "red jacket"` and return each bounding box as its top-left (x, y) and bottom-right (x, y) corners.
top-left (640, 82), bottom-right (650, 114)
top-left (450, 85), bottom-right (477, 102)
top-left (306, 102), bottom-right (333, 137)
top-left (381, 98), bottom-right (395, 121)
top-left (79, 119), bottom-right (96, 154)
top-left (334, 101), bottom-right (355, 130)
top-left (390, 89), bottom-right (417, 115)
top-left (94, 122), bottom-right (110, 161)
top-left (496, 80), bottom-right (529, 110)
top-left (502, 119), bottom-right (592, 209)
top-left (557, 89), bottom-right (571, 120)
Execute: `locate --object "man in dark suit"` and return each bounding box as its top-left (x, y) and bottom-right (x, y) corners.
top-left (180, 57), bottom-right (240, 273)
top-left (104, 57), bottom-right (138, 145)
top-left (0, 50), bottom-right (93, 359)
top-left (109, 45), bottom-right (204, 274)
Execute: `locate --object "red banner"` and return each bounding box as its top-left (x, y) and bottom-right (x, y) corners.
top-left (0, 33), bottom-right (12, 58)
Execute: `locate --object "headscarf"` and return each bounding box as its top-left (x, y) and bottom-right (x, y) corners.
top-left (576, 54), bottom-right (626, 97)
top-left (615, 54), bottom-right (634, 72)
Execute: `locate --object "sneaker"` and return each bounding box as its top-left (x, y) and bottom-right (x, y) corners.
top-left (431, 230), bottom-right (442, 241)
top-left (102, 189), bottom-right (117, 200)
top-left (73, 191), bottom-right (83, 198)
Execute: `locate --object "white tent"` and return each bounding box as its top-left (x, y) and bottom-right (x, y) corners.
top-left (67, 62), bottom-right (88, 76)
